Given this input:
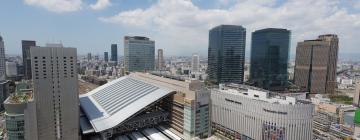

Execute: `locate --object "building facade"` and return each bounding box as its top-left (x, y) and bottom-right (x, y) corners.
top-left (30, 45), bottom-right (79, 140)
top-left (4, 92), bottom-right (33, 140)
top-left (208, 25), bottom-right (246, 84)
top-left (104, 52), bottom-right (109, 62)
top-left (250, 28), bottom-right (290, 91)
top-left (21, 40), bottom-right (36, 80)
top-left (294, 34), bottom-right (339, 94)
top-left (124, 36), bottom-right (155, 72)
top-left (0, 36), bottom-right (5, 81)
top-left (191, 54), bottom-right (200, 73)
top-left (157, 49), bottom-right (164, 70)
top-left (211, 84), bottom-right (314, 140)
top-left (111, 44), bottom-right (117, 63)
top-left (353, 82), bottom-right (360, 107)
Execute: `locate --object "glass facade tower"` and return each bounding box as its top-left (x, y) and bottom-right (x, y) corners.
top-left (111, 44), bottom-right (118, 63)
top-left (124, 36), bottom-right (155, 72)
top-left (208, 25), bottom-right (246, 84)
top-left (250, 28), bottom-right (290, 91)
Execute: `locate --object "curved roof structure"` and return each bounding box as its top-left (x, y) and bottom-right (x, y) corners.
top-left (79, 75), bottom-right (174, 132)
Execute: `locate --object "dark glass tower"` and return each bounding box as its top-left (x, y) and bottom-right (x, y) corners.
top-left (208, 25), bottom-right (246, 84)
top-left (111, 44), bottom-right (117, 63)
top-left (22, 40), bottom-right (36, 80)
top-left (250, 28), bottom-right (290, 91)
top-left (104, 52), bottom-right (109, 62)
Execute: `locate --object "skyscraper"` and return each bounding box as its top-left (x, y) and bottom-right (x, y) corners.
top-left (294, 34), bottom-right (339, 94)
top-left (250, 28), bottom-right (290, 91)
top-left (191, 54), bottom-right (200, 73)
top-left (104, 52), bottom-right (109, 62)
top-left (157, 49), bottom-right (164, 70)
top-left (208, 25), bottom-right (246, 84)
top-left (124, 36), bottom-right (155, 72)
top-left (22, 40), bottom-right (36, 80)
top-left (87, 53), bottom-right (92, 61)
top-left (30, 45), bottom-right (79, 140)
top-left (111, 44), bottom-right (118, 63)
top-left (0, 36), bottom-right (5, 81)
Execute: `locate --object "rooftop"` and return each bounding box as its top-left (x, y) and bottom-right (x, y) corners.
top-left (79, 73), bottom-right (176, 132)
top-left (217, 84), bottom-right (310, 105)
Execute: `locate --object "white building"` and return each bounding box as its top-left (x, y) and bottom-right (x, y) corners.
top-left (29, 45), bottom-right (79, 140)
top-left (6, 62), bottom-right (17, 77)
top-left (191, 54), bottom-right (200, 73)
top-left (211, 84), bottom-right (314, 140)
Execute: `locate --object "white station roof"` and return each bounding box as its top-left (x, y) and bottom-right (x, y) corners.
top-left (79, 75), bottom-right (174, 132)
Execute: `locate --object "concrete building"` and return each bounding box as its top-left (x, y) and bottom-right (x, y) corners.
top-left (4, 92), bottom-right (33, 140)
top-left (250, 28), bottom-right (290, 91)
top-left (30, 45), bottom-right (79, 140)
top-left (104, 52), bottom-right (108, 62)
top-left (111, 44), bottom-right (117, 63)
top-left (191, 54), bottom-right (200, 73)
top-left (124, 36), bottom-right (155, 72)
top-left (208, 25), bottom-right (246, 84)
top-left (294, 34), bottom-right (339, 94)
top-left (6, 62), bottom-right (17, 78)
top-left (156, 49), bottom-right (164, 70)
top-left (211, 84), bottom-right (314, 140)
top-left (80, 72), bottom-right (210, 140)
top-left (21, 40), bottom-right (36, 80)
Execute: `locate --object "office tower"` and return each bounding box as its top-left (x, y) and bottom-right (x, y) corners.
top-left (111, 44), bottom-right (118, 63)
top-left (211, 84), bottom-right (314, 140)
top-left (87, 53), bottom-right (92, 61)
top-left (30, 45), bottom-right (79, 140)
top-left (124, 36), bottom-right (155, 72)
top-left (157, 49), bottom-right (164, 70)
top-left (250, 28), bottom-right (290, 91)
top-left (191, 54), bottom-right (200, 73)
top-left (0, 36), bottom-right (5, 81)
top-left (104, 52), bottom-right (109, 62)
top-left (208, 25), bottom-right (246, 84)
top-left (294, 34), bottom-right (339, 94)
top-left (22, 40), bottom-right (36, 80)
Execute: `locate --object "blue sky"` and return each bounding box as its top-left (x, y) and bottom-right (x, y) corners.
top-left (1, 0), bottom-right (360, 57)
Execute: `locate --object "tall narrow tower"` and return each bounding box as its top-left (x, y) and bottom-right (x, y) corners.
top-left (0, 35), bottom-right (5, 81)
top-left (30, 45), bottom-right (79, 140)
top-left (191, 54), bottom-right (200, 73)
top-left (22, 40), bottom-right (36, 80)
top-left (157, 49), bottom-right (164, 70)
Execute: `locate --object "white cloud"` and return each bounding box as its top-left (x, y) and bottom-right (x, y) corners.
top-left (24, 0), bottom-right (83, 13)
top-left (100, 0), bottom-right (360, 56)
top-left (90, 0), bottom-right (111, 10)
top-left (355, 1), bottom-right (360, 9)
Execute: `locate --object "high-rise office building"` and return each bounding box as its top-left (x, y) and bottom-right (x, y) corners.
top-left (191, 54), bottom-right (200, 73)
top-left (208, 25), bottom-right (246, 84)
top-left (250, 28), bottom-right (290, 91)
top-left (22, 40), bottom-right (36, 80)
top-left (294, 34), bottom-right (339, 94)
top-left (156, 49), bottom-right (164, 70)
top-left (104, 52), bottom-right (109, 62)
top-left (87, 53), bottom-right (92, 61)
top-left (30, 45), bottom-right (79, 140)
top-left (0, 36), bottom-right (5, 81)
top-left (111, 44), bottom-right (118, 63)
top-left (124, 36), bottom-right (155, 72)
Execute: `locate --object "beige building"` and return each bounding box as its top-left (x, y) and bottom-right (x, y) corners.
top-left (294, 34), bottom-right (339, 94)
top-left (156, 49), bottom-right (165, 70)
top-left (29, 45), bottom-right (79, 140)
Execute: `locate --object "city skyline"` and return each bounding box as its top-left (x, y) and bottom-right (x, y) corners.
top-left (0, 0), bottom-right (360, 57)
